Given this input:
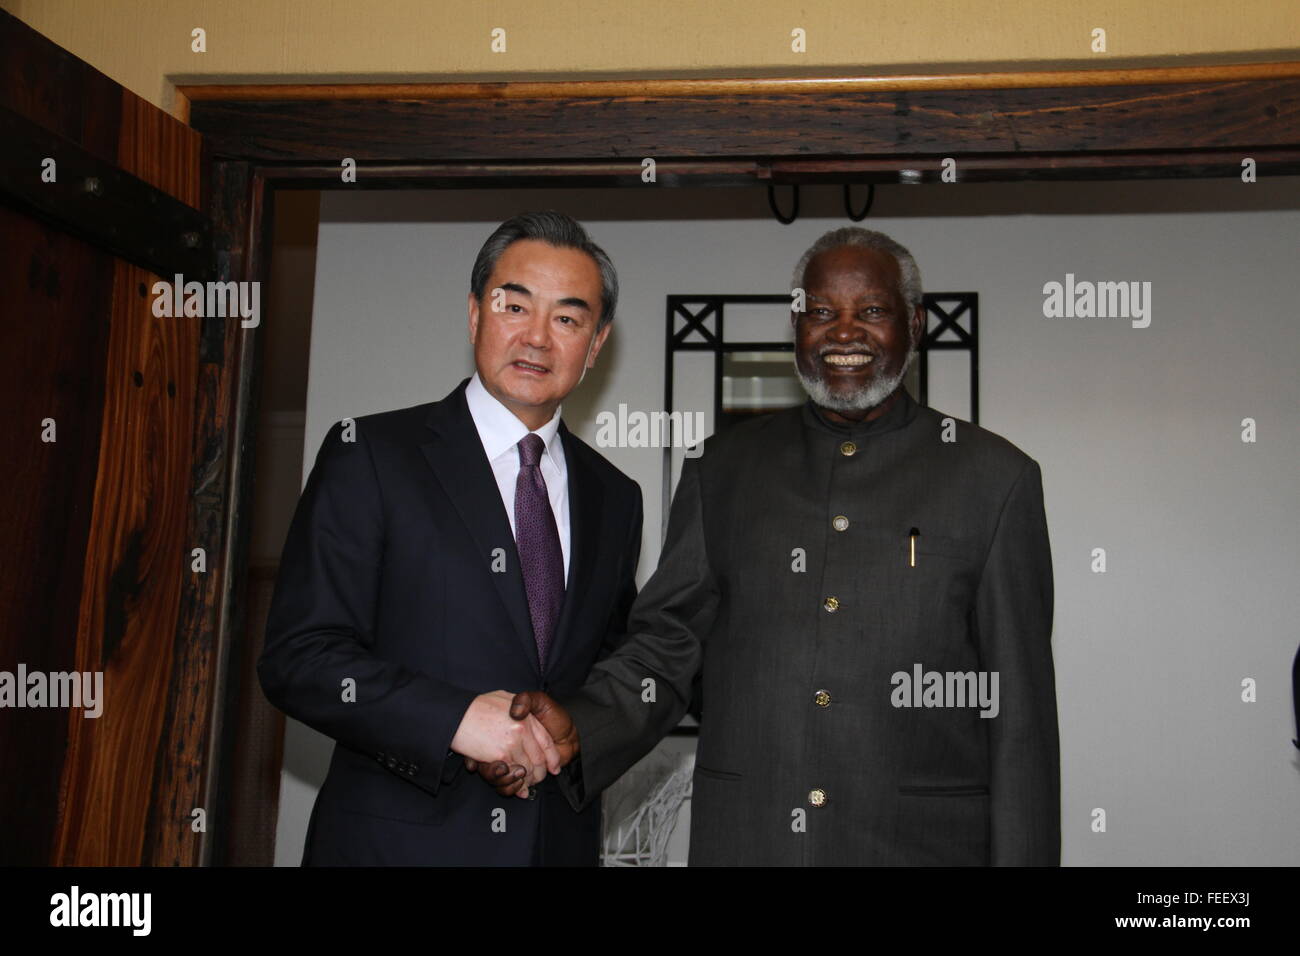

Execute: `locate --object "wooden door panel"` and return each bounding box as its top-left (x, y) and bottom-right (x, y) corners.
top-left (0, 9), bottom-right (214, 865)
top-left (0, 207), bottom-right (113, 864)
top-left (53, 257), bottom-right (200, 865)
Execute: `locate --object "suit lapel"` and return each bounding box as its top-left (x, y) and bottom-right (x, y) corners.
top-left (546, 424), bottom-right (602, 673)
top-left (421, 381), bottom-right (539, 677)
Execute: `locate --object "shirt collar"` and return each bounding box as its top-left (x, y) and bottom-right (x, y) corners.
top-left (465, 372), bottom-right (565, 468)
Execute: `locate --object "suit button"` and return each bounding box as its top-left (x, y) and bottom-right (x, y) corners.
top-left (839, 441), bottom-right (857, 457)
top-left (823, 596), bottom-right (840, 612)
top-left (832, 515), bottom-right (849, 531)
top-left (809, 788), bottom-right (827, 807)
top-left (386, 756), bottom-right (397, 769)
top-left (814, 689), bottom-right (832, 707)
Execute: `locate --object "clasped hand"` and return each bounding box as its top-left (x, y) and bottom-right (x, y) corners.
top-left (450, 690), bottom-right (578, 798)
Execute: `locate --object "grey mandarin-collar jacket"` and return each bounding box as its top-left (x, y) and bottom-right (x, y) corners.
top-left (561, 387), bottom-right (1060, 865)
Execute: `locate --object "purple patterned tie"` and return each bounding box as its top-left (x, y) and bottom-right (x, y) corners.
top-left (515, 433), bottom-right (564, 670)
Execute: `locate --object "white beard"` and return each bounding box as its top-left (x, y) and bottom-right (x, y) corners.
top-left (795, 346), bottom-right (918, 415)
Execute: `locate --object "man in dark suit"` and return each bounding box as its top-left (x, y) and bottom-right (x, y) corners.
top-left (258, 211), bottom-right (643, 865)
top-left (475, 227), bottom-right (1060, 865)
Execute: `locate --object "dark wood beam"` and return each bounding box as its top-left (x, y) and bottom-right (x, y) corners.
top-left (0, 105), bottom-right (213, 279)
top-left (186, 71), bottom-right (1300, 184)
top-left (180, 62), bottom-right (1300, 101)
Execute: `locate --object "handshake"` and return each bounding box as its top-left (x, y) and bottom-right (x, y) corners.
top-left (449, 690), bottom-right (579, 799)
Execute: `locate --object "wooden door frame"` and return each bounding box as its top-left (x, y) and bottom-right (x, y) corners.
top-left (178, 63), bottom-right (1300, 862)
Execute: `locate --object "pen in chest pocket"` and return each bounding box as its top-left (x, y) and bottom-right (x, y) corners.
top-left (909, 527), bottom-right (920, 567)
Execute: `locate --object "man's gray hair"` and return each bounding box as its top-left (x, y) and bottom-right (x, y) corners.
top-left (471, 211), bottom-right (619, 330)
top-left (790, 227), bottom-right (923, 313)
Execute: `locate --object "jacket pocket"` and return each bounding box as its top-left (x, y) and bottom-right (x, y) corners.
top-left (898, 784), bottom-right (989, 797)
top-left (694, 764), bottom-right (743, 782)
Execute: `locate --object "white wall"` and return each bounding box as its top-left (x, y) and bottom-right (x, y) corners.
top-left (272, 178), bottom-right (1300, 865)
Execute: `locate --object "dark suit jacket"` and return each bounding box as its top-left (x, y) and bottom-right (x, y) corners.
top-left (561, 389), bottom-right (1060, 865)
top-left (258, 378), bottom-right (642, 865)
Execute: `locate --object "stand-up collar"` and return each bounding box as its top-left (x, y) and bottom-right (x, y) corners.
top-left (800, 385), bottom-right (919, 439)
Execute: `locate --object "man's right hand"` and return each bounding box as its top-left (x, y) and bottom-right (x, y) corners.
top-left (449, 691), bottom-right (562, 787)
top-left (464, 690), bottom-right (580, 798)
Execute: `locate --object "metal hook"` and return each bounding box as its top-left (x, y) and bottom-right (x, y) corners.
top-left (767, 183), bottom-right (799, 224)
top-left (844, 183), bottom-right (875, 221)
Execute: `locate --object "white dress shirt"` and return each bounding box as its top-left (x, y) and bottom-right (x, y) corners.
top-left (464, 372), bottom-right (571, 579)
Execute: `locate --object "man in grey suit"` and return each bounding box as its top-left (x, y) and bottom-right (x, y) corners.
top-left (469, 227), bottom-right (1060, 865)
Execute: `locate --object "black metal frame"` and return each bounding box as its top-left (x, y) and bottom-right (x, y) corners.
top-left (662, 292), bottom-right (980, 535)
top-left (918, 293), bottom-right (980, 422)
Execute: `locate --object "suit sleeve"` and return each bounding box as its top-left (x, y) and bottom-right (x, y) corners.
top-left (600, 486), bottom-right (644, 660)
top-left (558, 457), bottom-right (718, 811)
top-left (558, 482), bottom-right (644, 802)
top-left (973, 459), bottom-right (1060, 865)
top-left (257, 420), bottom-right (478, 797)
